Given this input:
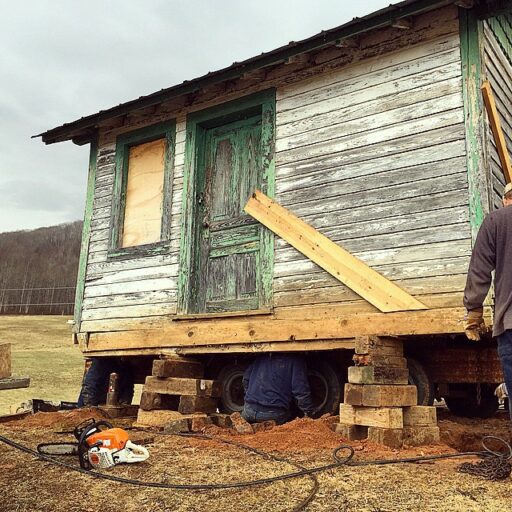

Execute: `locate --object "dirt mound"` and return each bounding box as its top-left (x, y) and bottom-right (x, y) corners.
top-left (438, 409), bottom-right (512, 452)
top-left (5, 407), bottom-right (110, 429)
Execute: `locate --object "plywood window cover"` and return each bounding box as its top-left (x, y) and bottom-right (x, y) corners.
top-left (109, 120), bottom-right (175, 259)
top-left (122, 138), bottom-right (165, 248)
top-left (245, 190), bottom-right (427, 313)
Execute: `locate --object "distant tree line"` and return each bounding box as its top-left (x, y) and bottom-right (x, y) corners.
top-left (0, 221), bottom-right (82, 315)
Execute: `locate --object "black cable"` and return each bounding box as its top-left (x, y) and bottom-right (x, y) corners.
top-left (0, 432), bottom-right (353, 490)
top-left (0, 431), bottom-right (509, 501)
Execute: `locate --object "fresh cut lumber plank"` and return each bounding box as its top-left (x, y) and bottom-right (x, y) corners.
top-left (144, 376), bottom-right (221, 397)
top-left (482, 81), bottom-right (512, 183)
top-left (244, 190), bottom-right (427, 312)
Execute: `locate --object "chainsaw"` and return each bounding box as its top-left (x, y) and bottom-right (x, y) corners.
top-left (37, 418), bottom-right (149, 470)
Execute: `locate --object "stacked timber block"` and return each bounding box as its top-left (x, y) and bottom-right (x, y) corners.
top-left (0, 343), bottom-right (30, 391)
top-left (337, 336), bottom-right (439, 449)
top-left (136, 356), bottom-right (223, 431)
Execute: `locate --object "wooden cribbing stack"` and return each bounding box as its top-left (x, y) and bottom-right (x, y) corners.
top-left (136, 356), bottom-right (229, 431)
top-left (336, 336), bottom-right (439, 449)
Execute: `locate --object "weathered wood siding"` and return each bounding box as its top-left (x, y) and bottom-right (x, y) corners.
top-left (273, 30), bottom-right (470, 312)
top-left (80, 6), bottom-right (470, 332)
top-left (483, 15), bottom-right (512, 210)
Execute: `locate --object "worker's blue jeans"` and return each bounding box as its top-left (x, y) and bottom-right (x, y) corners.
top-left (77, 358), bottom-right (134, 407)
top-left (241, 403), bottom-right (290, 425)
top-left (497, 330), bottom-right (512, 420)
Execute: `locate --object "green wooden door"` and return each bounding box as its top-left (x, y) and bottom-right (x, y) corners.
top-left (191, 114), bottom-right (264, 313)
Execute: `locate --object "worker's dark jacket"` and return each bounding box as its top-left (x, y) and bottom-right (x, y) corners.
top-left (464, 205), bottom-right (512, 336)
top-left (242, 353), bottom-right (315, 415)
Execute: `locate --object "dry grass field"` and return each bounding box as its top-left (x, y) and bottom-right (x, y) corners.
top-left (0, 315), bottom-right (84, 414)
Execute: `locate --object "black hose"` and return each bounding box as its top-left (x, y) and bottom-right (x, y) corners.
top-left (0, 430), bottom-right (509, 512)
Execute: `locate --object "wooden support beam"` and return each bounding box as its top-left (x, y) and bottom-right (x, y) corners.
top-left (0, 377), bottom-right (30, 391)
top-left (144, 376), bottom-right (221, 397)
top-left (152, 358), bottom-right (204, 378)
top-left (344, 384), bottom-right (417, 407)
top-left (340, 404), bottom-right (403, 429)
top-left (0, 344), bottom-right (11, 379)
top-left (244, 190), bottom-right (427, 313)
top-left (85, 307), bottom-right (469, 352)
top-left (481, 80), bottom-right (512, 183)
top-left (348, 366), bottom-right (409, 385)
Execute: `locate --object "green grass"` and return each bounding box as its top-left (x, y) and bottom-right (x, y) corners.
top-left (0, 316), bottom-right (84, 414)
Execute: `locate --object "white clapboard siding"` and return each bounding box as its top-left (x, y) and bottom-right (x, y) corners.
top-left (275, 239), bottom-right (472, 279)
top-left (272, 29), bottom-right (467, 310)
top-left (483, 22), bottom-right (512, 208)
top-left (81, 20), bottom-right (469, 325)
top-left (82, 290), bottom-right (176, 310)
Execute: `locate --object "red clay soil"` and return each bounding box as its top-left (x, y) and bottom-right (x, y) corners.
top-left (200, 416), bottom-right (456, 460)
top-left (5, 407), bottom-right (110, 429)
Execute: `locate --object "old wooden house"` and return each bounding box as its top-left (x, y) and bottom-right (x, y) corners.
top-left (39, 0), bottom-right (512, 421)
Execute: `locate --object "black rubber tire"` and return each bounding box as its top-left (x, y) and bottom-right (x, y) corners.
top-left (407, 358), bottom-right (435, 406)
top-left (217, 363), bottom-right (248, 414)
top-left (216, 358), bottom-right (342, 416)
top-left (307, 358), bottom-right (342, 416)
top-left (445, 384), bottom-right (499, 418)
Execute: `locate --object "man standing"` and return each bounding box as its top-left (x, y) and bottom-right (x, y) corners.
top-left (241, 353), bottom-right (316, 425)
top-left (464, 182), bottom-right (512, 412)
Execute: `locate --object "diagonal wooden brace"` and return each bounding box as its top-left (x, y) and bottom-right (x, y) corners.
top-left (245, 190), bottom-right (427, 313)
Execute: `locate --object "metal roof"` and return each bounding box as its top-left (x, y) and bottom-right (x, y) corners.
top-left (37, 0), bottom-right (458, 145)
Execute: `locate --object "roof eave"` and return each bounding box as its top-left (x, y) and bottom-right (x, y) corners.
top-left (37, 0), bottom-right (456, 145)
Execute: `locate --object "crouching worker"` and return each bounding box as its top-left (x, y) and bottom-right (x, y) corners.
top-left (77, 357), bottom-right (135, 407)
top-left (241, 353), bottom-right (315, 425)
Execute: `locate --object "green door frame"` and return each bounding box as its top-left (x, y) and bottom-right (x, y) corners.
top-left (177, 89), bottom-right (276, 314)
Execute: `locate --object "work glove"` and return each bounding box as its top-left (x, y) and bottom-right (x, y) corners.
top-left (464, 308), bottom-right (485, 341)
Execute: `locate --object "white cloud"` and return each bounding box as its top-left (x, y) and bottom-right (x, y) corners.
top-left (0, 0), bottom-right (388, 233)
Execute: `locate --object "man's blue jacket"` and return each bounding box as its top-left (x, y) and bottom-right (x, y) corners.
top-left (242, 353), bottom-right (315, 415)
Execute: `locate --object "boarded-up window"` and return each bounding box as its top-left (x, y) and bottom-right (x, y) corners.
top-left (122, 138), bottom-right (165, 247)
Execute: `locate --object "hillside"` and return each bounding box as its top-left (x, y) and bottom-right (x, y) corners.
top-left (0, 221), bottom-right (82, 314)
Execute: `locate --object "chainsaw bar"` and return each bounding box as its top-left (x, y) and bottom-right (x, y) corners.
top-left (37, 442), bottom-right (79, 456)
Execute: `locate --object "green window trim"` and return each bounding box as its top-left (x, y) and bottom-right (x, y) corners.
top-left (108, 120), bottom-right (176, 259)
top-left (177, 89), bottom-right (276, 314)
top-left (459, 8), bottom-right (490, 244)
top-left (74, 135), bottom-right (98, 333)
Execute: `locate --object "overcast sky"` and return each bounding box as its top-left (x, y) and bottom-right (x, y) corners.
top-left (0, 0), bottom-right (388, 233)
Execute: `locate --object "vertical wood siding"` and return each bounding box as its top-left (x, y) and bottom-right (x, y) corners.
top-left (80, 8), bottom-right (471, 329)
top-left (483, 15), bottom-right (512, 210)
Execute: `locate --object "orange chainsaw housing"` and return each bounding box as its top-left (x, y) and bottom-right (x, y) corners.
top-left (86, 428), bottom-right (129, 451)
